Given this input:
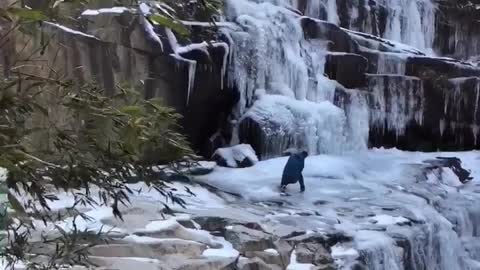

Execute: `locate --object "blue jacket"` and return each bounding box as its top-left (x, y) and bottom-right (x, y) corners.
top-left (281, 153), bottom-right (306, 185)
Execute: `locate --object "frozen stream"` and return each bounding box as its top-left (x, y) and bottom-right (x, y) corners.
top-left (195, 149), bottom-right (480, 269)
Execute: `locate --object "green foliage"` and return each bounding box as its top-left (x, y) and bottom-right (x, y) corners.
top-left (0, 0), bottom-right (223, 269)
top-left (0, 75), bottom-right (195, 270)
top-left (149, 13), bottom-right (190, 36)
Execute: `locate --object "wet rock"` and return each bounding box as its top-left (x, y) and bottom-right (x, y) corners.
top-left (177, 219), bottom-right (197, 229)
top-left (90, 256), bottom-right (237, 270)
top-left (273, 239), bottom-right (294, 267)
top-left (295, 242), bottom-right (334, 265)
top-left (88, 256), bottom-right (167, 270)
top-left (325, 53), bottom-right (368, 88)
top-left (89, 241), bottom-right (207, 258)
top-left (244, 250), bottom-right (283, 266)
top-left (237, 257), bottom-right (280, 270)
top-left (286, 233), bottom-right (328, 247)
top-left (301, 17), bottom-right (358, 53)
top-left (312, 264), bottom-right (337, 270)
top-left (169, 257), bottom-right (237, 270)
top-left (225, 225), bottom-right (275, 253)
top-left (193, 216), bottom-right (237, 233)
top-left (423, 157), bottom-right (474, 183)
top-left (406, 56), bottom-right (480, 78)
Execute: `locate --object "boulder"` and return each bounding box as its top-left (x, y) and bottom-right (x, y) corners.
top-left (236, 257), bottom-right (281, 270)
top-left (224, 225), bottom-right (275, 253)
top-left (212, 144), bottom-right (259, 168)
top-left (295, 242), bottom-right (334, 265)
top-left (286, 232), bottom-right (352, 248)
top-left (89, 241), bottom-right (207, 258)
top-left (244, 250), bottom-right (283, 266)
top-left (423, 157), bottom-right (473, 183)
top-left (88, 256), bottom-right (168, 270)
top-left (193, 216), bottom-right (239, 234)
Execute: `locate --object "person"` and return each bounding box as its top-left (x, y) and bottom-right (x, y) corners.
top-left (280, 150), bottom-right (308, 193)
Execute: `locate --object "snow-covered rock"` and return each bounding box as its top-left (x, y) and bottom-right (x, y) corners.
top-left (213, 144), bottom-right (259, 168)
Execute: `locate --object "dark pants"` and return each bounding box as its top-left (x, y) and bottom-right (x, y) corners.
top-left (281, 174), bottom-right (305, 192)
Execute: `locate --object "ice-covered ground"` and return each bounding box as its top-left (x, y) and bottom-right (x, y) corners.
top-left (2, 149), bottom-right (480, 269)
top-left (195, 148), bottom-right (480, 269)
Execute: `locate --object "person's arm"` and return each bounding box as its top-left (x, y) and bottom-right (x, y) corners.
top-left (299, 174), bottom-right (305, 192)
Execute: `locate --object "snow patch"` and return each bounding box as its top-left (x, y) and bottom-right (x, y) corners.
top-left (81, 7), bottom-right (130, 16)
top-left (43, 22), bottom-right (99, 40)
top-left (287, 249), bottom-right (315, 270)
top-left (369, 214), bottom-right (410, 226)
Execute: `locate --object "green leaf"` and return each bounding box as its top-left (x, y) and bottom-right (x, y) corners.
top-left (149, 14), bottom-right (189, 36)
top-left (7, 7), bottom-right (49, 22)
top-left (120, 105), bottom-right (143, 117)
top-left (8, 191), bottom-right (26, 215)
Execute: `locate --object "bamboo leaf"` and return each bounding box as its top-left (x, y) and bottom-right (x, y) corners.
top-left (7, 7), bottom-right (49, 22)
top-left (149, 14), bottom-right (189, 36)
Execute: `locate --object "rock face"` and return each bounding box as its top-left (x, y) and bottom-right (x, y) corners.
top-left (1, 5), bottom-right (237, 159)
top-left (3, 0), bottom-right (480, 158)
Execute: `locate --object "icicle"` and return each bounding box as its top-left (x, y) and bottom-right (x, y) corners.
top-left (440, 119), bottom-right (446, 137)
top-left (369, 75), bottom-right (424, 137)
top-left (211, 42), bottom-right (230, 90)
top-left (345, 90), bottom-right (369, 151)
top-left (186, 60), bottom-right (197, 105)
top-left (326, 0), bottom-right (339, 25)
top-left (377, 53), bottom-right (407, 75)
top-left (472, 125), bottom-right (479, 146)
top-left (474, 80), bottom-right (480, 123)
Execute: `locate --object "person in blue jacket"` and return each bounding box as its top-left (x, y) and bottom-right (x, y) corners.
top-left (280, 150), bottom-right (308, 193)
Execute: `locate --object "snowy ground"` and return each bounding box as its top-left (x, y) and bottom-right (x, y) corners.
top-left (2, 149), bottom-right (480, 269)
top-left (196, 148), bottom-right (480, 269)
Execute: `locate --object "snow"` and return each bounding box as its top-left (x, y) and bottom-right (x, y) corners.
top-left (43, 22), bottom-right (99, 40)
top-left (57, 205), bottom-right (119, 233)
top-left (213, 144), bottom-right (258, 168)
top-left (142, 218), bottom-right (178, 231)
top-left (264, 248), bottom-right (279, 255)
top-left (139, 2), bottom-right (151, 15)
top-left (196, 148), bottom-right (480, 269)
top-left (202, 236), bottom-right (239, 258)
top-left (81, 7), bottom-right (129, 16)
top-left (287, 250), bottom-right (314, 270)
top-left (3, 149), bottom-right (480, 270)
top-left (369, 214), bottom-right (410, 225)
top-left (141, 16), bottom-right (164, 51)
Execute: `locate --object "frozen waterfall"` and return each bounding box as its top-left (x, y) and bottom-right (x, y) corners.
top-left (223, 0), bottom-right (370, 156)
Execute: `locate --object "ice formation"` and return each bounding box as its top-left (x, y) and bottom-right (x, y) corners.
top-left (369, 75), bottom-right (424, 137)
